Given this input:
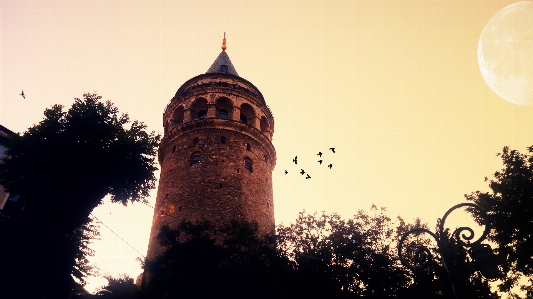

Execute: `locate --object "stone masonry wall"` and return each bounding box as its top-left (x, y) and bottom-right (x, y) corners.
top-left (146, 127), bottom-right (275, 260)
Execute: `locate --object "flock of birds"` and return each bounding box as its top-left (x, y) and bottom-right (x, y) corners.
top-left (285, 148), bottom-right (335, 179)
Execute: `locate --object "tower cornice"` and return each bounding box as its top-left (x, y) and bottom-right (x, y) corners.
top-left (171, 73), bottom-right (266, 107)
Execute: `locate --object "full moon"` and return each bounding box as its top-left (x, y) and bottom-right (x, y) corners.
top-left (478, 1), bottom-right (533, 106)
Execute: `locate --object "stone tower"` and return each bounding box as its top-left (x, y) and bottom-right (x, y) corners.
top-left (146, 36), bottom-right (276, 260)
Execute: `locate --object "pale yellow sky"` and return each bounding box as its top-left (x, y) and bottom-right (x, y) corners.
top-left (1, 0), bottom-right (531, 293)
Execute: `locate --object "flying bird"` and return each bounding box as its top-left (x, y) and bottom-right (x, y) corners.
top-left (317, 152), bottom-right (323, 157)
top-left (329, 148), bottom-right (335, 153)
top-left (318, 160), bottom-right (323, 164)
top-left (328, 164), bottom-right (333, 169)
top-left (284, 170), bottom-right (288, 175)
top-left (306, 174), bottom-right (311, 179)
top-left (300, 169), bottom-right (305, 175)
top-left (293, 156), bottom-right (298, 164)
top-left (20, 90), bottom-right (25, 99)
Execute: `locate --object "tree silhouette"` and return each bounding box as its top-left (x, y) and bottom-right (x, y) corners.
top-left (466, 145), bottom-right (533, 296)
top-left (140, 220), bottom-right (286, 299)
top-left (276, 206), bottom-right (412, 298)
top-left (0, 93), bottom-right (160, 299)
top-left (140, 207), bottom-right (424, 299)
top-left (139, 205), bottom-right (501, 298)
top-left (96, 274), bottom-right (138, 299)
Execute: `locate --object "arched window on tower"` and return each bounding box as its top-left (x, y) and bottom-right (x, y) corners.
top-left (216, 97), bottom-right (233, 120)
top-left (172, 106), bottom-right (185, 124)
top-left (193, 137), bottom-right (199, 145)
top-left (219, 109), bottom-right (228, 119)
top-left (221, 136), bottom-right (226, 144)
top-left (191, 154), bottom-right (202, 166)
top-left (191, 98), bottom-right (208, 119)
top-left (239, 104), bottom-right (255, 127)
top-left (220, 65), bottom-right (228, 73)
top-left (260, 116), bottom-right (269, 133)
top-left (198, 110), bottom-right (207, 119)
top-left (246, 143), bottom-right (251, 151)
top-left (244, 158), bottom-right (253, 173)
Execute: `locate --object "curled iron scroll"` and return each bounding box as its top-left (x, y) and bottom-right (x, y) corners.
top-left (438, 202), bottom-right (490, 247)
top-left (397, 227), bottom-right (439, 271)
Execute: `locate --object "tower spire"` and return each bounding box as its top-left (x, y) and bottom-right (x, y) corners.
top-left (221, 32), bottom-right (227, 51)
top-left (207, 32), bottom-right (238, 76)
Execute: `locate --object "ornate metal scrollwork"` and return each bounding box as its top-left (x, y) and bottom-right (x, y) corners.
top-left (398, 203), bottom-right (490, 271)
top-left (398, 227), bottom-right (439, 271)
top-left (438, 202), bottom-right (489, 248)
top-left (397, 202), bottom-right (496, 298)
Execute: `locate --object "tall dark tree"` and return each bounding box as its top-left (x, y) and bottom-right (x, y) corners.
top-left (466, 146), bottom-right (533, 296)
top-left (0, 93), bottom-right (160, 299)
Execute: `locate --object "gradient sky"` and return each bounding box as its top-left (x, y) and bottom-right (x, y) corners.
top-left (1, 0), bottom-right (531, 293)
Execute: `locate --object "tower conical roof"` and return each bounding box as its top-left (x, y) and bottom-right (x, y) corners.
top-left (206, 51), bottom-right (239, 76)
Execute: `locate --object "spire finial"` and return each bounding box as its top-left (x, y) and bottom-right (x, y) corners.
top-left (221, 32), bottom-right (227, 51)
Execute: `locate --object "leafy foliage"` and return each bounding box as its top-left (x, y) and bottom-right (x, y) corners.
top-left (139, 206), bottom-right (501, 299)
top-left (466, 146), bottom-right (533, 295)
top-left (140, 220), bottom-right (283, 299)
top-left (96, 274), bottom-right (138, 299)
top-left (276, 206), bottom-right (412, 298)
top-left (140, 208), bottom-right (419, 299)
top-left (0, 93), bottom-right (160, 299)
